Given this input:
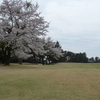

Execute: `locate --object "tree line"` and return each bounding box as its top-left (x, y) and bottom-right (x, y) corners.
top-left (59, 50), bottom-right (100, 63)
top-left (1, 39), bottom-right (99, 64)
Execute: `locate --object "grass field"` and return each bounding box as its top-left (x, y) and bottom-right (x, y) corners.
top-left (0, 63), bottom-right (100, 100)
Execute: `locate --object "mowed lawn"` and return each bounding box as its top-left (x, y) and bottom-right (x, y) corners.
top-left (0, 63), bottom-right (100, 100)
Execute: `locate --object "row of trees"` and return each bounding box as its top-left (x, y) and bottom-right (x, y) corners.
top-left (60, 51), bottom-right (100, 63)
top-left (61, 51), bottom-right (88, 63)
top-left (0, 0), bottom-right (63, 65)
top-left (88, 57), bottom-right (100, 63)
top-left (9, 41), bottom-right (63, 65)
top-left (9, 41), bottom-right (100, 64)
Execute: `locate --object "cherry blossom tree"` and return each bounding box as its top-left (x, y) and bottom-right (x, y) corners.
top-left (43, 37), bottom-right (63, 64)
top-left (27, 37), bottom-right (63, 65)
top-left (27, 37), bottom-right (46, 64)
top-left (0, 0), bottom-right (49, 65)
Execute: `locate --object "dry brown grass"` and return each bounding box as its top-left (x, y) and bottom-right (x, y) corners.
top-left (0, 63), bottom-right (100, 100)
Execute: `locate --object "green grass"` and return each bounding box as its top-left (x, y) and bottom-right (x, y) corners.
top-left (0, 63), bottom-right (100, 100)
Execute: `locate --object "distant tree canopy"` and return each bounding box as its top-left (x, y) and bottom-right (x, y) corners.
top-left (57, 51), bottom-right (88, 63)
top-left (88, 57), bottom-right (100, 63)
top-left (60, 51), bottom-right (100, 63)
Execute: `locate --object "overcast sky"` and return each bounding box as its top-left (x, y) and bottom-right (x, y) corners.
top-left (0, 0), bottom-right (100, 58)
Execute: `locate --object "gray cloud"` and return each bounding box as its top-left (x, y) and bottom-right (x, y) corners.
top-left (36, 0), bottom-right (100, 57)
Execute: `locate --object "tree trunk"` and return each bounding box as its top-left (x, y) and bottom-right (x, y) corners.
top-left (41, 56), bottom-right (44, 65)
top-left (1, 47), bottom-right (5, 64)
top-left (18, 58), bottom-right (22, 65)
top-left (0, 45), bottom-right (12, 65)
top-left (33, 55), bottom-right (38, 65)
top-left (48, 58), bottom-right (50, 65)
top-left (5, 50), bottom-right (11, 65)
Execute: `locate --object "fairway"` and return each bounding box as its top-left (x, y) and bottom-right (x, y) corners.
top-left (0, 63), bottom-right (100, 100)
